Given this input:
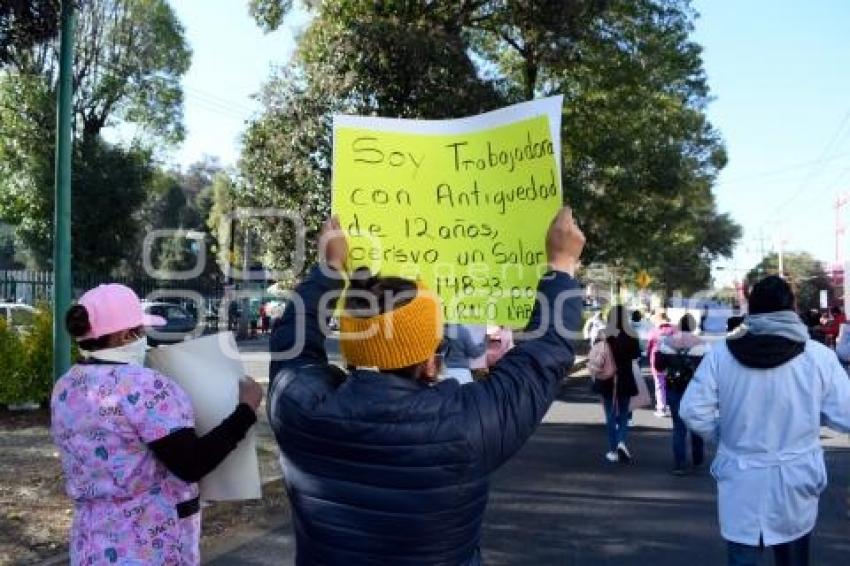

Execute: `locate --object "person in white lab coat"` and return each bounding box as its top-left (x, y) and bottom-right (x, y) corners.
top-left (680, 275), bottom-right (850, 566)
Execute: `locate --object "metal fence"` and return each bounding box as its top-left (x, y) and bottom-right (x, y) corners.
top-left (1, 270), bottom-right (229, 306)
top-left (0, 270), bottom-right (54, 305)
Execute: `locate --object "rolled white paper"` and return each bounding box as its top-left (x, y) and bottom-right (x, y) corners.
top-left (146, 332), bottom-right (262, 501)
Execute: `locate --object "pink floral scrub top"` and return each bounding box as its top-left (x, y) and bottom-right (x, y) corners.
top-left (51, 363), bottom-right (200, 565)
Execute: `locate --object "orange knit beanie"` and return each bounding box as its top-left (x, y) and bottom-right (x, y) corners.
top-left (339, 282), bottom-right (443, 370)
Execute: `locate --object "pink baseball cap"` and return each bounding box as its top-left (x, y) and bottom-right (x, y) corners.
top-left (77, 284), bottom-right (166, 340)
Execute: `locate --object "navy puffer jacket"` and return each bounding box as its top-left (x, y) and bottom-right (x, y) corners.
top-left (268, 266), bottom-right (581, 565)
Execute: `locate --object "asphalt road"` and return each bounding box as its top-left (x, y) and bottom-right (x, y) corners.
top-left (204, 366), bottom-right (850, 566)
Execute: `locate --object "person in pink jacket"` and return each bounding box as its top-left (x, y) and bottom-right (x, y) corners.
top-left (647, 311), bottom-right (675, 417)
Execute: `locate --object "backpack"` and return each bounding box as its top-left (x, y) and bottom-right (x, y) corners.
top-left (664, 348), bottom-right (698, 391)
top-left (588, 338), bottom-right (617, 380)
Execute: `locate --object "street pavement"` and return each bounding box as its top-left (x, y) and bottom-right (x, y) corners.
top-left (207, 341), bottom-right (850, 565)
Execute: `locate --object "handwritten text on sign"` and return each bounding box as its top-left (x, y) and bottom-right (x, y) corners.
top-left (333, 114), bottom-right (562, 325)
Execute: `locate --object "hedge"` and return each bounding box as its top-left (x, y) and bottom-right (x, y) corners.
top-left (0, 306), bottom-right (68, 407)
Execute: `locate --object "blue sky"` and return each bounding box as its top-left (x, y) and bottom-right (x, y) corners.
top-left (167, 1), bottom-right (850, 284)
top-left (165, 1), bottom-right (308, 167)
top-left (692, 0), bottom-right (850, 282)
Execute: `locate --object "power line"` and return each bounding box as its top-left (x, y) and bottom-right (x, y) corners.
top-left (757, 107), bottom-right (850, 229)
top-left (82, 60), bottom-right (259, 120)
top-left (183, 85), bottom-right (258, 116)
top-left (183, 93), bottom-right (249, 121)
top-left (715, 150), bottom-right (850, 187)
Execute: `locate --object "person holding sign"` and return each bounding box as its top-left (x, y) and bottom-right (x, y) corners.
top-left (268, 208), bottom-right (584, 565)
top-left (50, 284), bottom-right (263, 565)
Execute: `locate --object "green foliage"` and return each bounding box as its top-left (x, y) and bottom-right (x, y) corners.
top-left (0, 0), bottom-right (58, 67)
top-left (206, 173), bottom-right (239, 271)
top-left (746, 252), bottom-right (832, 314)
top-left (0, 306), bottom-right (66, 406)
top-left (249, 0), bottom-right (293, 32)
top-left (242, 0), bottom-right (740, 287)
top-left (240, 1), bottom-right (502, 269)
top-left (0, 318), bottom-right (23, 404)
top-left (0, 232), bottom-right (23, 270)
top-left (0, 105), bottom-right (153, 272)
top-left (119, 163), bottom-right (227, 282)
top-left (18, 306), bottom-right (54, 405)
top-left (0, 73), bottom-right (55, 265)
top-left (549, 0), bottom-right (740, 294)
top-left (0, 0), bottom-right (191, 271)
top-left (5, 0), bottom-right (191, 142)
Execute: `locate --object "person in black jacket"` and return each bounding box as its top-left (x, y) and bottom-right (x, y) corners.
top-left (267, 208), bottom-right (584, 565)
top-left (595, 306), bottom-right (641, 464)
top-left (656, 314), bottom-right (707, 475)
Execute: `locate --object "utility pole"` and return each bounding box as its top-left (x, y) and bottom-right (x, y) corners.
top-left (836, 193), bottom-right (850, 316)
top-left (238, 223), bottom-right (252, 339)
top-left (757, 229), bottom-right (768, 263)
top-left (835, 193), bottom-right (850, 264)
top-left (53, 1), bottom-right (76, 381)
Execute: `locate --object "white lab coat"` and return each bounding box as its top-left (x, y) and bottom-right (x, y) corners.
top-left (680, 340), bottom-right (850, 546)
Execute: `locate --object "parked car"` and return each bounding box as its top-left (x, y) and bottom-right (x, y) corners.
top-left (142, 302), bottom-right (199, 346)
top-left (0, 303), bottom-right (37, 333)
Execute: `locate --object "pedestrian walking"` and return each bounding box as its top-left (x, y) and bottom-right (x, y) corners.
top-left (631, 309), bottom-right (652, 359)
top-left (822, 306), bottom-right (846, 348)
top-left (593, 305), bottom-right (641, 464)
top-left (647, 311), bottom-right (674, 417)
top-left (267, 209), bottom-right (584, 565)
top-left (681, 276), bottom-right (850, 566)
top-left (227, 300), bottom-right (239, 332)
top-left (260, 302), bottom-right (271, 335)
top-left (50, 284), bottom-right (263, 565)
top-left (656, 313), bottom-right (707, 475)
top-left (834, 321), bottom-right (850, 376)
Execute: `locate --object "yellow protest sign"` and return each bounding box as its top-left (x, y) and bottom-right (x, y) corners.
top-left (332, 97), bottom-right (563, 325)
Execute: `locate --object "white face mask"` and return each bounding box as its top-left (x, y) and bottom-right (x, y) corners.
top-left (83, 336), bottom-right (149, 366)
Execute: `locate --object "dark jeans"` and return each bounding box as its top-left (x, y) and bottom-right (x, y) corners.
top-left (603, 395), bottom-right (631, 451)
top-left (727, 534), bottom-right (810, 566)
top-left (667, 388), bottom-right (704, 467)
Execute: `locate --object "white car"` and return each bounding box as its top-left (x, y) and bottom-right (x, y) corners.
top-left (0, 303), bottom-right (38, 332)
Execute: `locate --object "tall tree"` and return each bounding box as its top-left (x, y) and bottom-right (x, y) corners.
top-left (242, 0), bottom-right (740, 285)
top-left (6, 0), bottom-right (191, 142)
top-left (0, 0), bottom-right (191, 272)
top-left (0, 0), bottom-right (58, 67)
top-left (129, 167), bottom-right (219, 281)
top-left (241, 1), bottom-right (503, 269)
top-left (71, 138), bottom-right (151, 274)
top-left (0, 223), bottom-right (24, 270)
top-left (205, 172), bottom-right (240, 275)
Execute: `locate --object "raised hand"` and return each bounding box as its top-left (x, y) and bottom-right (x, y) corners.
top-left (319, 215), bottom-right (349, 272)
top-left (545, 207), bottom-right (585, 276)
